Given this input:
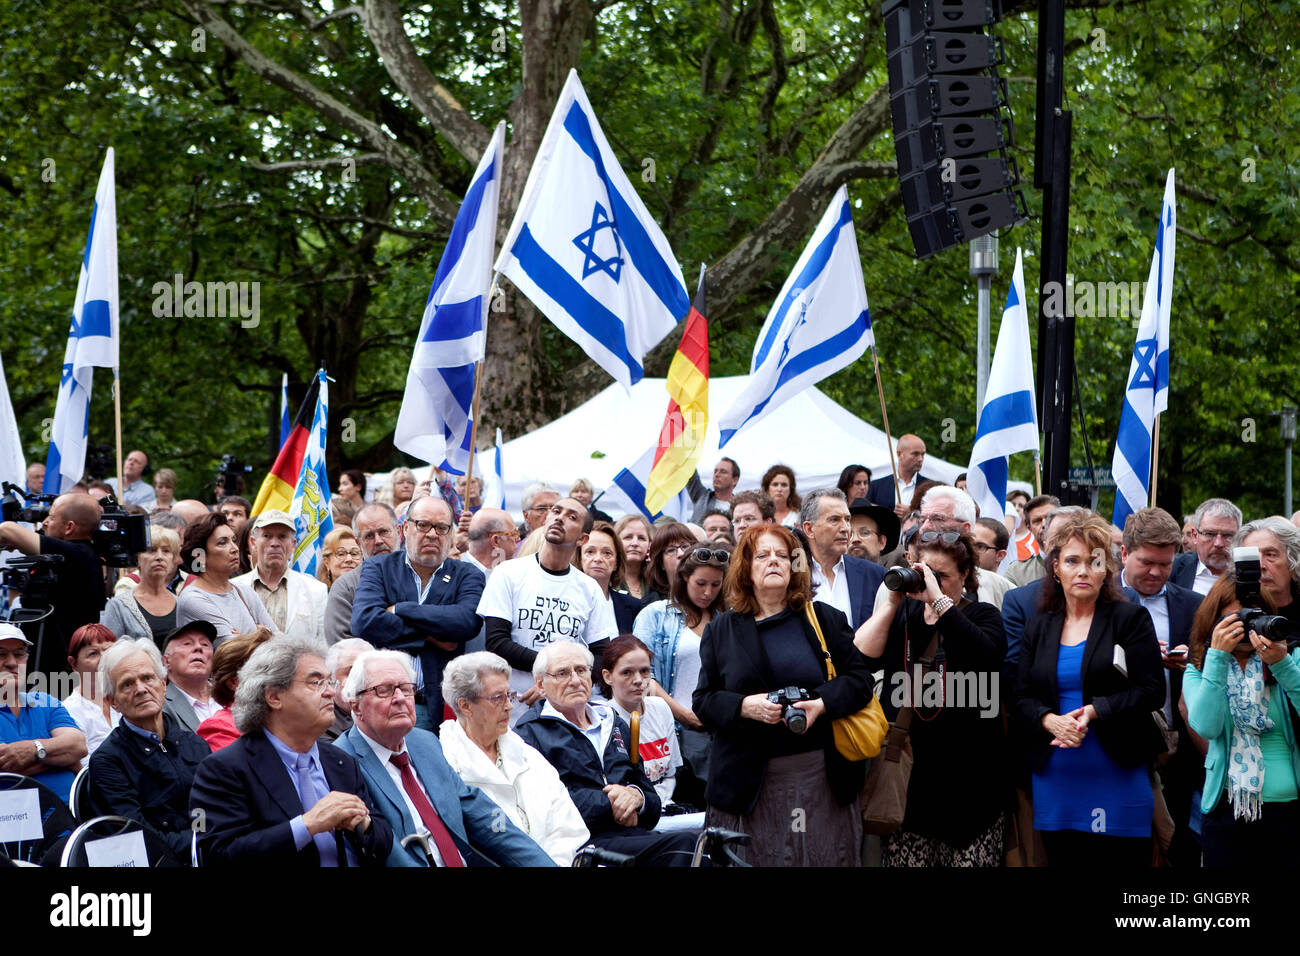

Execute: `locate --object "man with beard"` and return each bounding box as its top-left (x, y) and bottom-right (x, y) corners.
top-left (326, 503), bottom-right (401, 645)
top-left (1170, 498), bottom-right (1242, 595)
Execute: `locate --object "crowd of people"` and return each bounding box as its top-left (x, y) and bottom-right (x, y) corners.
top-left (2, 436), bottom-right (1299, 868)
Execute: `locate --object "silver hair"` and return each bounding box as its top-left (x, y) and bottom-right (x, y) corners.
top-left (1044, 505), bottom-right (1087, 545)
top-left (920, 485), bottom-right (978, 528)
top-left (325, 637), bottom-right (374, 677)
top-left (1194, 498), bottom-right (1243, 529)
top-left (232, 637), bottom-right (326, 734)
top-left (521, 481), bottom-right (557, 514)
top-left (532, 641), bottom-right (594, 683)
top-left (1235, 517), bottom-right (1300, 585)
top-left (352, 501), bottom-right (398, 536)
top-left (799, 487), bottom-right (847, 528)
top-left (341, 649), bottom-right (416, 704)
top-left (442, 652), bottom-right (512, 718)
top-left (99, 639), bottom-right (165, 699)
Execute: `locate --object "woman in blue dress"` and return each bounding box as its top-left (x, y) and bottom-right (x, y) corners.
top-left (1016, 512), bottom-right (1167, 866)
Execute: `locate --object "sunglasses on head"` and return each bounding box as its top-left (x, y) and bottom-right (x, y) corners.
top-left (919, 531), bottom-right (962, 545)
top-left (686, 547), bottom-right (730, 566)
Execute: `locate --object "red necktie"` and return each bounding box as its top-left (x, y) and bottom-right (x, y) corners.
top-left (389, 750), bottom-right (465, 867)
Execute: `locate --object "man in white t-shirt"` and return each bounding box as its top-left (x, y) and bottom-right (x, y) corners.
top-left (478, 497), bottom-right (616, 723)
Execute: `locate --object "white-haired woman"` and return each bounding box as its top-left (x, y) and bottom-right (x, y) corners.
top-left (439, 652), bottom-right (590, 865)
top-left (101, 526), bottom-right (182, 642)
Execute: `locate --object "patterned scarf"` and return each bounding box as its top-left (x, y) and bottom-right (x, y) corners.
top-left (1224, 653), bottom-right (1274, 821)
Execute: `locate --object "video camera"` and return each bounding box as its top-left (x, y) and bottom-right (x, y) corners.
top-left (216, 454), bottom-right (252, 496)
top-left (1233, 547), bottom-right (1295, 642)
top-left (1, 482), bottom-right (150, 568)
top-left (0, 482), bottom-right (56, 525)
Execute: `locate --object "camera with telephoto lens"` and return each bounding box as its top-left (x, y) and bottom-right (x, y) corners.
top-left (884, 565), bottom-right (925, 592)
top-left (94, 495), bottom-right (152, 568)
top-left (767, 686), bottom-right (816, 734)
top-left (1232, 547), bottom-right (1295, 642)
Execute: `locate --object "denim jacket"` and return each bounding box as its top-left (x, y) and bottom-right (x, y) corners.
top-left (633, 600), bottom-right (690, 697)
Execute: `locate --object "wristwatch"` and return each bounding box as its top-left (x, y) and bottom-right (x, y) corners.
top-left (34, 740), bottom-right (47, 762)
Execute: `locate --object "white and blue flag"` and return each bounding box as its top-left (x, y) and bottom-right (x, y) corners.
top-left (1112, 169), bottom-right (1176, 527)
top-left (717, 185), bottom-right (873, 446)
top-left (395, 121), bottom-right (505, 474)
top-left (601, 445), bottom-right (693, 523)
top-left (966, 248), bottom-right (1039, 521)
top-left (279, 373), bottom-right (291, 447)
top-left (495, 70), bottom-right (689, 390)
top-left (290, 369), bottom-right (333, 576)
top-left (45, 148), bottom-right (119, 494)
top-left (481, 427), bottom-right (506, 511)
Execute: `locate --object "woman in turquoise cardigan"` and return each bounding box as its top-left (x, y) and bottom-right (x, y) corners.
top-left (1183, 574), bottom-right (1300, 866)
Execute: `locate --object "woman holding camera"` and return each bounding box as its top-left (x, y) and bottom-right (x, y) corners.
top-left (1183, 574), bottom-right (1300, 865)
top-left (1015, 512), bottom-right (1165, 867)
top-left (694, 524), bottom-right (875, 865)
top-left (854, 530), bottom-right (1007, 866)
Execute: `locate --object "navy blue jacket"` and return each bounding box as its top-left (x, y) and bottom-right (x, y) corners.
top-left (88, 712), bottom-right (211, 861)
top-left (611, 589), bottom-right (644, 635)
top-left (841, 554), bottom-right (887, 630)
top-left (1000, 578), bottom-right (1045, 698)
top-left (351, 551), bottom-right (485, 720)
top-left (867, 473), bottom-right (934, 510)
top-left (1169, 552), bottom-right (1198, 590)
top-left (514, 705), bottom-right (662, 835)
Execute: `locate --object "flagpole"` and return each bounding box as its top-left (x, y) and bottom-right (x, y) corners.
top-left (870, 345), bottom-right (903, 506)
top-left (1150, 413), bottom-right (1161, 506)
top-left (1033, 450), bottom-right (1043, 496)
top-left (112, 368), bottom-right (124, 500)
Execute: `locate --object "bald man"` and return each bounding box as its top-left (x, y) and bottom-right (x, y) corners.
top-left (462, 508), bottom-right (518, 579)
top-left (868, 434), bottom-right (934, 518)
top-left (171, 499), bottom-right (212, 527)
top-left (0, 493), bottom-right (107, 675)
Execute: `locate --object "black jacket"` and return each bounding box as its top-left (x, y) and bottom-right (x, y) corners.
top-left (88, 712), bottom-right (212, 861)
top-left (1015, 599), bottom-right (1166, 773)
top-left (693, 602), bottom-right (875, 815)
top-left (611, 589), bottom-right (644, 636)
top-left (514, 704), bottom-right (662, 835)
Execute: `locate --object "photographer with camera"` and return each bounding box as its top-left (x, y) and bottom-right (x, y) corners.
top-left (1234, 517), bottom-right (1300, 626)
top-left (1183, 556), bottom-right (1300, 866)
top-left (854, 530), bottom-right (1007, 866)
top-left (0, 492), bottom-right (106, 676)
top-left (694, 524), bottom-right (875, 865)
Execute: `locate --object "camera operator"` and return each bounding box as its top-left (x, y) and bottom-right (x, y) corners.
top-left (0, 493), bottom-right (106, 676)
top-left (1234, 517), bottom-right (1300, 629)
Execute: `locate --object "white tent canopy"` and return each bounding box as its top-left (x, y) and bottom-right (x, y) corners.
top-left (426, 375), bottom-right (1032, 518)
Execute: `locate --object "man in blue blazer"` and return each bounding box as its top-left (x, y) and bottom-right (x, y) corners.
top-left (1169, 498), bottom-right (1242, 593)
top-left (352, 496), bottom-right (485, 730)
top-left (334, 649), bottom-right (554, 867)
top-left (867, 433), bottom-right (932, 516)
top-left (800, 488), bottom-right (886, 630)
top-left (189, 638), bottom-right (392, 867)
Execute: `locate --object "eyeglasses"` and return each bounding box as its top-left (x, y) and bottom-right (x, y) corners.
top-left (490, 529), bottom-right (521, 542)
top-left (333, 548), bottom-right (363, 560)
top-left (545, 665), bottom-right (591, 681)
top-left (1197, 529), bottom-right (1235, 542)
top-left (918, 513), bottom-right (957, 526)
top-left (920, 531), bottom-right (962, 545)
top-left (359, 681), bottom-right (417, 699)
top-left (471, 691), bottom-right (520, 708)
top-left (299, 677), bottom-right (339, 692)
top-left (407, 519), bottom-right (452, 537)
top-left (687, 548), bottom-right (730, 566)
top-left (971, 541), bottom-right (995, 553)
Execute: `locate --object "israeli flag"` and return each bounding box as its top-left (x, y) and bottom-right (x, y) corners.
top-left (717, 185), bottom-right (873, 446)
top-left (1112, 170), bottom-right (1176, 527)
top-left (290, 370), bottom-right (334, 576)
top-left (45, 148), bottom-right (119, 494)
top-left (495, 70), bottom-right (689, 390)
top-left (395, 122), bottom-right (505, 474)
top-left (481, 427), bottom-right (506, 510)
top-left (966, 248), bottom-right (1039, 521)
top-left (601, 445), bottom-right (693, 523)
top-left (279, 373), bottom-right (291, 447)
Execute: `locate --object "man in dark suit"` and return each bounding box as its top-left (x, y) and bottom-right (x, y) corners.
top-left (335, 649), bottom-right (553, 867)
top-left (352, 496), bottom-right (485, 731)
top-left (189, 638), bottom-right (392, 866)
top-left (1119, 506), bottom-right (1204, 866)
top-left (1169, 497), bottom-right (1241, 594)
top-left (868, 433), bottom-right (932, 517)
top-left (800, 488), bottom-right (885, 629)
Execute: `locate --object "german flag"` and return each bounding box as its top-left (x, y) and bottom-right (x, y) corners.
top-left (645, 268), bottom-right (708, 514)
top-left (250, 375), bottom-right (319, 517)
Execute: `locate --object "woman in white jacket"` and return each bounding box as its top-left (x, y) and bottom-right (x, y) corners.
top-left (440, 651), bottom-right (589, 866)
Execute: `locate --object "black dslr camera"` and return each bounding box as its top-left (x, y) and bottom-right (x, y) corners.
top-left (884, 566), bottom-right (925, 592)
top-left (1233, 547), bottom-right (1295, 642)
top-left (767, 686), bottom-right (816, 734)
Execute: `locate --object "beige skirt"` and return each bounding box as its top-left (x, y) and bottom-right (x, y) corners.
top-left (705, 750), bottom-right (862, 867)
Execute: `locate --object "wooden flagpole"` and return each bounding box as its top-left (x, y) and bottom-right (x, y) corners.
top-left (871, 345), bottom-right (903, 507)
top-left (1034, 450), bottom-right (1043, 497)
top-left (112, 369), bottom-right (124, 500)
top-left (1149, 413), bottom-right (1162, 506)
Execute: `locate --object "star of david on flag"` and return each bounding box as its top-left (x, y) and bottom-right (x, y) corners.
top-left (495, 70), bottom-right (689, 390)
top-left (1112, 169), bottom-right (1176, 527)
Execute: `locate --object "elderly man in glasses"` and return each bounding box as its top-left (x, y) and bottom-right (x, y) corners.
top-left (352, 496), bottom-right (486, 733)
top-left (189, 638), bottom-right (392, 866)
top-left (799, 488), bottom-right (887, 630)
top-left (335, 650), bottom-right (553, 866)
top-left (900, 486), bottom-right (1014, 610)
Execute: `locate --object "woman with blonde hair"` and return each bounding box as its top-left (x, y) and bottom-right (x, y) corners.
top-left (317, 527), bottom-right (363, 588)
